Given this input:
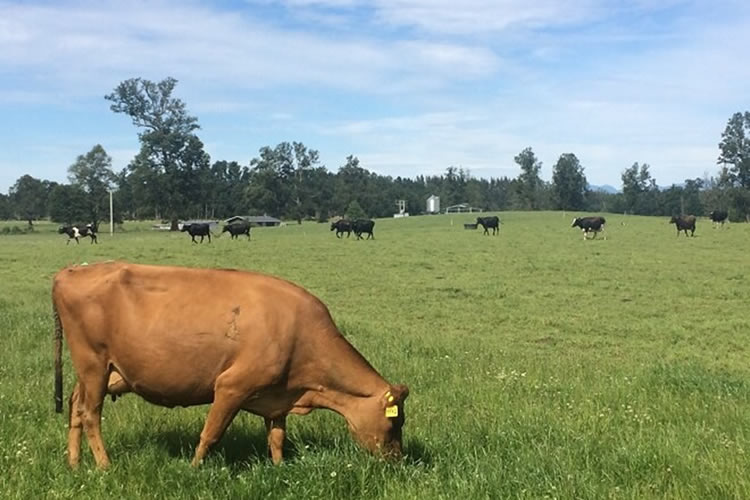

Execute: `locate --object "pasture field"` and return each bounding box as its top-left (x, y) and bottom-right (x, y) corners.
top-left (1, 212), bottom-right (749, 499)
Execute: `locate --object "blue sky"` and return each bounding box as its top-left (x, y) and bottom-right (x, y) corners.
top-left (1, 0), bottom-right (749, 193)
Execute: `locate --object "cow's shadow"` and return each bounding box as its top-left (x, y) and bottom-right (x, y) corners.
top-left (112, 419), bottom-right (432, 469)
top-left (113, 420), bottom-right (299, 468)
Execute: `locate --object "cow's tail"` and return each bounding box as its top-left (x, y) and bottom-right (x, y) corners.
top-left (53, 300), bottom-right (63, 413)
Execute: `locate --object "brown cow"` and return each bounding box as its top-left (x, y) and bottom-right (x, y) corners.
top-left (52, 261), bottom-right (409, 468)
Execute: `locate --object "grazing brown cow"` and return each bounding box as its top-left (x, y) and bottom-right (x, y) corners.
top-left (52, 261), bottom-right (409, 468)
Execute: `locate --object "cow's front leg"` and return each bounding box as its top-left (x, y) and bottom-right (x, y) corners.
top-left (264, 416), bottom-right (287, 465)
top-left (191, 383), bottom-right (245, 466)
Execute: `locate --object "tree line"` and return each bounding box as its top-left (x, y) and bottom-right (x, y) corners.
top-left (1, 78), bottom-right (748, 227)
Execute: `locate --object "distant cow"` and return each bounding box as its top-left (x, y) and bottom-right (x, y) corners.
top-left (59, 224), bottom-right (98, 245)
top-left (52, 261), bottom-right (409, 468)
top-left (330, 219), bottom-right (352, 238)
top-left (181, 223), bottom-right (212, 243)
top-left (476, 216), bottom-right (500, 235)
top-left (352, 219), bottom-right (375, 240)
top-left (709, 210), bottom-right (728, 227)
top-left (669, 215), bottom-right (696, 237)
top-left (222, 222), bottom-right (251, 240)
top-left (571, 216), bottom-right (606, 240)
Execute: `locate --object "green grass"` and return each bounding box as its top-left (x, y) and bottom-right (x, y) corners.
top-left (1, 212), bottom-right (749, 499)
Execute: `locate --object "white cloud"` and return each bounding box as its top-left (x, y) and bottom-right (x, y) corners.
top-left (0, 1), bottom-right (501, 101)
top-left (1, 0), bottom-right (749, 192)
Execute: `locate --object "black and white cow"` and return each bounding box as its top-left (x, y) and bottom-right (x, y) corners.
top-left (571, 216), bottom-right (606, 240)
top-left (181, 222), bottom-right (212, 243)
top-left (669, 215), bottom-right (696, 237)
top-left (352, 219), bottom-right (375, 240)
top-left (222, 221), bottom-right (251, 240)
top-left (709, 210), bottom-right (728, 228)
top-left (59, 224), bottom-right (98, 245)
top-left (476, 216), bottom-right (500, 235)
top-left (330, 219), bottom-right (352, 238)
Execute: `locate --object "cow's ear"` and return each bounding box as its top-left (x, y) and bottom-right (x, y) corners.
top-left (383, 384), bottom-right (409, 406)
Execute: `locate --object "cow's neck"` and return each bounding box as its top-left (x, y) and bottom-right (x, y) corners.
top-left (295, 332), bottom-right (389, 419)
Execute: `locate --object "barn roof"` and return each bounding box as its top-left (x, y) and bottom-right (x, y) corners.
top-left (225, 215), bottom-right (281, 224)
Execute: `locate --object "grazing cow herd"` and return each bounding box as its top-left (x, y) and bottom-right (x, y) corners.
top-left (45, 206), bottom-right (735, 469)
top-left (330, 218), bottom-right (376, 240)
top-left (57, 209), bottom-right (733, 247)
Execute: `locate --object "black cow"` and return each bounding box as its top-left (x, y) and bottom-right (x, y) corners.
top-left (352, 219), bottom-right (375, 240)
top-left (476, 216), bottom-right (500, 235)
top-left (571, 216), bottom-right (606, 240)
top-left (330, 219), bottom-right (352, 238)
top-left (709, 210), bottom-right (728, 228)
top-left (181, 222), bottom-right (212, 243)
top-left (669, 215), bottom-right (696, 237)
top-left (222, 222), bottom-right (251, 240)
top-left (59, 224), bottom-right (98, 245)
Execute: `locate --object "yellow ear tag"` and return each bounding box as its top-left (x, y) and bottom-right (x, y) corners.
top-left (385, 405), bottom-right (399, 418)
top-left (388, 395), bottom-right (394, 403)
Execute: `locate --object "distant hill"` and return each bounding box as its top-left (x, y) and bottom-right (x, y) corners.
top-left (589, 184), bottom-right (619, 194)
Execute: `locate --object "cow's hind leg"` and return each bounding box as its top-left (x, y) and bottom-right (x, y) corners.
top-left (264, 416), bottom-right (287, 465)
top-left (67, 382), bottom-right (83, 467)
top-left (75, 362), bottom-right (110, 468)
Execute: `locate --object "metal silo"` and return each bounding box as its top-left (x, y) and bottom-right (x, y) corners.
top-left (426, 195), bottom-right (440, 214)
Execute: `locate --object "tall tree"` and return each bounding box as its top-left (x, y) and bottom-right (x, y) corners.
top-left (48, 184), bottom-right (91, 224)
top-left (718, 111), bottom-right (750, 188)
top-left (0, 193), bottom-right (11, 220)
top-left (621, 162), bottom-right (657, 214)
top-left (106, 77), bottom-right (205, 230)
top-left (514, 147), bottom-right (542, 209)
top-left (333, 155), bottom-right (369, 215)
top-left (209, 160), bottom-right (250, 217)
top-left (551, 153), bottom-right (587, 210)
top-left (9, 175), bottom-right (50, 225)
top-left (68, 144), bottom-right (117, 225)
top-left (246, 142), bottom-right (320, 220)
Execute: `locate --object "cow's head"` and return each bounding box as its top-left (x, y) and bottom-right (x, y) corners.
top-left (571, 217), bottom-right (581, 228)
top-left (348, 384), bottom-right (409, 459)
top-left (221, 225), bottom-right (231, 233)
top-left (669, 216), bottom-right (679, 224)
top-left (330, 222), bottom-right (337, 231)
top-left (57, 226), bottom-right (67, 234)
top-left (180, 224), bottom-right (190, 232)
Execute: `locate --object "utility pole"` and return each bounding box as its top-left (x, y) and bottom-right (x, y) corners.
top-left (109, 189), bottom-right (114, 236)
